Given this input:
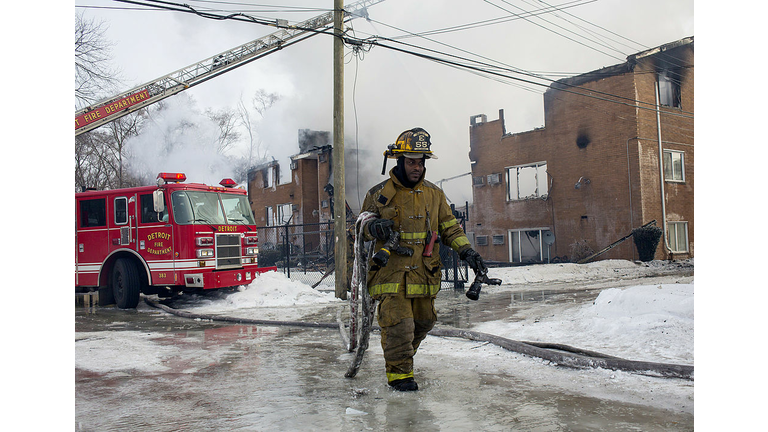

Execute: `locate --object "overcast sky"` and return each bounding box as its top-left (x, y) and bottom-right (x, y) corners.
top-left (73, 0), bottom-right (694, 208)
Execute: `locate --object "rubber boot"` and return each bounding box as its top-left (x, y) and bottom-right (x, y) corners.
top-left (388, 377), bottom-right (418, 391)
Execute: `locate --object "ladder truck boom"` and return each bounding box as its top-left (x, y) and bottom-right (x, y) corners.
top-left (75, 0), bottom-right (382, 136)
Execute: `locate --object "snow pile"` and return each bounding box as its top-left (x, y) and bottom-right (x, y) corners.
top-left (182, 270), bottom-right (341, 318)
top-left (475, 282), bottom-right (694, 363)
top-left (484, 259), bottom-right (690, 286)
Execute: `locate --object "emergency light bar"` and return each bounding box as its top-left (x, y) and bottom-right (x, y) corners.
top-left (219, 178), bottom-right (237, 188)
top-left (157, 172), bottom-right (187, 185)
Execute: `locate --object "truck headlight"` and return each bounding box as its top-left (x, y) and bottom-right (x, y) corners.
top-left (196, 249), bottom-right (214, 258)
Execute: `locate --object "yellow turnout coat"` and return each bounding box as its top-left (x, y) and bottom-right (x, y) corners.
top-left (362, 168), bottom-right (470, 297)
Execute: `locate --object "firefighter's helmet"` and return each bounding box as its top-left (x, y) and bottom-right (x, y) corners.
top-left (384, 127), bottom-right (438, 160)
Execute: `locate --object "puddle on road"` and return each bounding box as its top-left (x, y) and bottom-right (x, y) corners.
top-left (436, 285), bottom-right (602, 329)
top-left (76, 304), bottom-right (693, 431)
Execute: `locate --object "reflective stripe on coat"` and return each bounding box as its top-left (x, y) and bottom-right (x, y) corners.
top-left (362, 168), bottom-right (470, 297)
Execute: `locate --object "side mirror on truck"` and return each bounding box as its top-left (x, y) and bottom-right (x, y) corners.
top-left (153, 190), bottom-right (165, 213)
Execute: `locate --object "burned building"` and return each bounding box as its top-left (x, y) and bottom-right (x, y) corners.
top-left (468, 37), bottom-right (693, 264)
top-left (247, 129), bottom-right (334, 228)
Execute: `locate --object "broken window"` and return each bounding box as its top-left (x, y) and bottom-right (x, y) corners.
top-left (277, 203), bottom-right (293, 225)
top-left (506, 162), bottom-right (548, 201)
top-left (265, 206), bottom-right (275, 226)
top-left (663, 149), bottom-right (685, 182)
top-left (667, 222), bottom-right (688, 253)
top-left (263, 167), bottom-right (274, 188)
top-left (658, 69), bottom-right (681, 108)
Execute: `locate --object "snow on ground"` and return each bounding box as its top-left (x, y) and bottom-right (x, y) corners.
top-left (191, 270), bottom-right (340, 310)
top-left (474, 281), bottom-right (694, 364)
top-left (178, 259), bottom-right (694, 366)
top-left (76, 259), bottom-right (694, 416)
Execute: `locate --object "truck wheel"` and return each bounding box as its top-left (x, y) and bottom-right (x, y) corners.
top-left (112, 258), bottom-right (140, 309)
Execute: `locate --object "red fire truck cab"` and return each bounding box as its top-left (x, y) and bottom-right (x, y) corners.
top-left (75, 172), bottom-right (276, 308)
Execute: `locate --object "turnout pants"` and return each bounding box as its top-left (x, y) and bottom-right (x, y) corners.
top-left (376, 283), bottom-right (437, 383)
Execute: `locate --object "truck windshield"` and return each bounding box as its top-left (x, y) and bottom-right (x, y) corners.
top-left (171, 191), bottom-right (255, 225)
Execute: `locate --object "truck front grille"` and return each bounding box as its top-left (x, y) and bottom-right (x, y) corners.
top-left (216, 233), bottom-right (242, 269)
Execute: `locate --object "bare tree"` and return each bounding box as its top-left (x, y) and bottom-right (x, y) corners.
top-left (207, 107), bottom-right (241, 155)
top-left (237, 89), bottom-right (280, 171)
top-left (75, 11), bottom-right (121, 108)
top-left (75, 113), bottom-right (144, 191)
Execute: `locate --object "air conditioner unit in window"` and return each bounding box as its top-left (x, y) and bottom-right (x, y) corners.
top-left (290, 161), bottom-right (298, 170)
top-left (476, 235), bottom-right (488, 246)
top-left (487, 173), bottom-right (502, 185)
top-left (472, 176), bottom-right (485, 187)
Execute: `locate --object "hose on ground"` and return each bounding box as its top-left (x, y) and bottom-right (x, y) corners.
top-left (143, 297), bottom-right (693, 380)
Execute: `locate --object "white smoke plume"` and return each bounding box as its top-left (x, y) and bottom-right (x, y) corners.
top-left (126, 94), bottom-right (237, 186)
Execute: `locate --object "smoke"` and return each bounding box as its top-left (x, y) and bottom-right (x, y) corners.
top-left (126, 94), bottom-right (237, 186)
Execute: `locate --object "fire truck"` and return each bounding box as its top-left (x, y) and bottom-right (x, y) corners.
top-left (75, 172), bottom-right (276, 308)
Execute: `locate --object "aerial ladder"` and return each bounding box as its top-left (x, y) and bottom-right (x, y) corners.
top-left (75, 0), bottom-right (383, 136)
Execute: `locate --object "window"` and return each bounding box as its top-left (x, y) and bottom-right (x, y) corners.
top-left (277, 203), bottom-right (293, 225)
top-left (663, 150), bottom-right (685, 182)
top-left (170, 191), bottom-right (226, 225)
top-left (221, 194), bottom-right (256, 225)
top-left (658, 69), bottom-right (681, 108)
top-left (667, 222), bottom-right (689, 253)
top-left (263, 166), bottom-right (274, 188)
top-left (266, 206), bottom-right (275, 226)
top-left (79, 198), bottom-right (106, 228)
top-left (506, 162), bottom-right (548, 200)
top-left (140, 194), bottom-right (167, 224)
top-left (114, 197), bottom-right (128, 225)
top-left (509, 229), bottom-right (552, 263)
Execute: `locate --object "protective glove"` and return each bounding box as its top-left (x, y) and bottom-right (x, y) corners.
top-left (367, 218), bottom-right (394, 241)
top-left (460, 248), bottom-right (487, 275)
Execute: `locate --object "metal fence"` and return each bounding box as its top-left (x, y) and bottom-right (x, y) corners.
top-left (257, 217), bottom-right (470, 291)
top-left (257, 222), bottom-right (336, 288)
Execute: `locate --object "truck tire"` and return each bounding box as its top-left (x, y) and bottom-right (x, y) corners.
top-left (112, 258), bottom-right (140, 309)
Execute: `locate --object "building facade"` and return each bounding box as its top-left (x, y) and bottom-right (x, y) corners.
top-left (247, 130), bottom-right (334, 228)
top-left (468, 37), bottom-right (694, 264)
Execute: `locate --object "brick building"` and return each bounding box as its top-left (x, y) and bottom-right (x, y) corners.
top-left (247, 130), bottom-right (335, 227)
top-left (468, 37), bottom-right (693, 264)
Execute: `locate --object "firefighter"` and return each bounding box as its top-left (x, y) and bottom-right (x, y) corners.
top-left (361, 127), bottom-right (488, 391)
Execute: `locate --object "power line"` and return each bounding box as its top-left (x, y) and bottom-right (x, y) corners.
top-left (101, 0), bottom-right (693, 120)
top-left (362, 36), bottom-right (693, 120)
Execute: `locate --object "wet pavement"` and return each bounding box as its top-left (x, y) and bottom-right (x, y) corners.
top-left (76, 273), bottom-right (694, 431)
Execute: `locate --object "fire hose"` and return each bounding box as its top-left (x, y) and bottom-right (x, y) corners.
top-left (141, 212), bottom-right (693, 380)
top-left (142, 296), bottom-right (693, 380)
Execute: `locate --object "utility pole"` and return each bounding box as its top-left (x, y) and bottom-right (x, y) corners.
top-left (333, 0), bottom-right (347, 299)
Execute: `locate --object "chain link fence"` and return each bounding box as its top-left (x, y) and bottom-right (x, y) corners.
top-left (257, 222), bottom-right (336, 289)
top-left (257, 207), bottom-right (470, 291)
